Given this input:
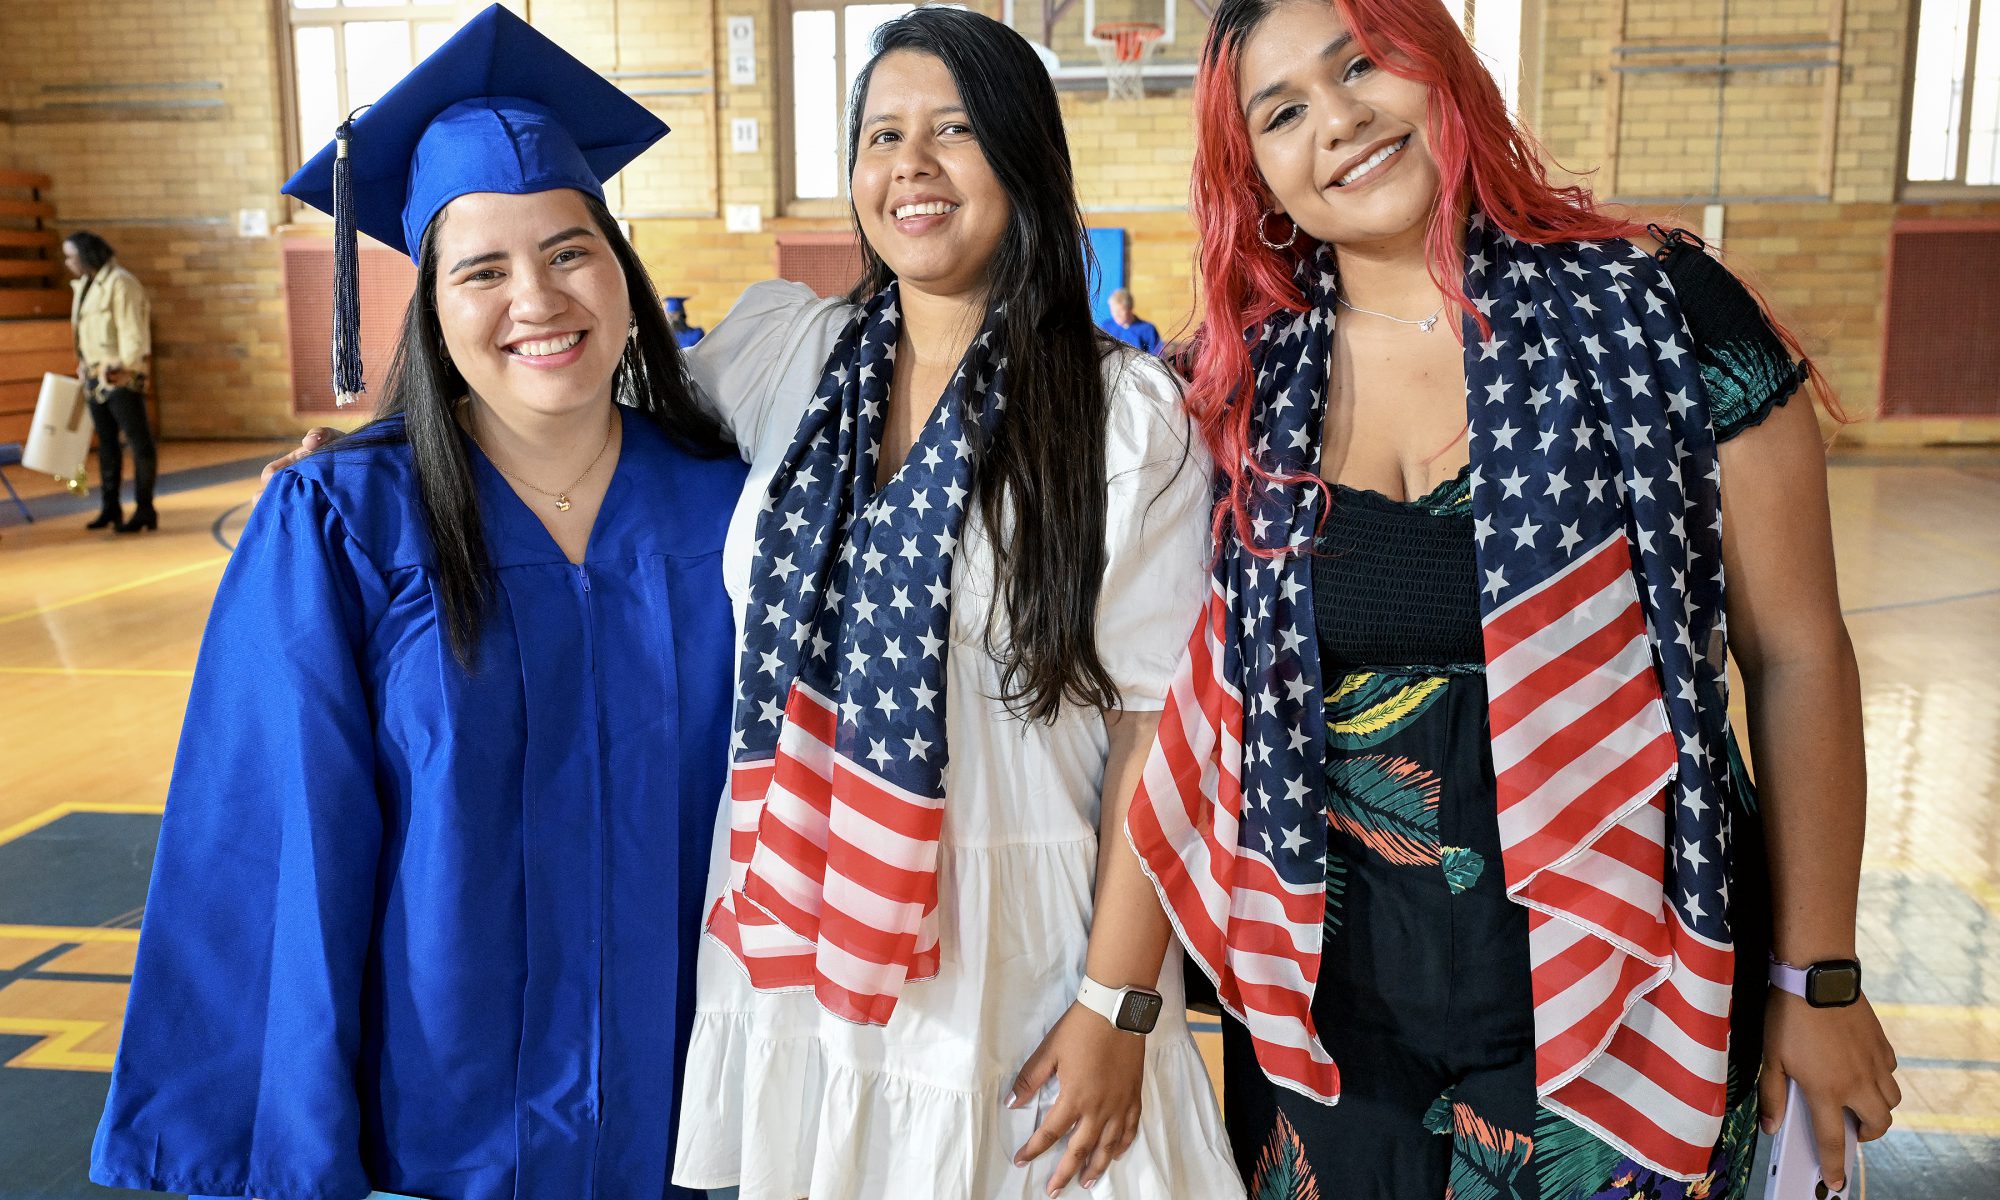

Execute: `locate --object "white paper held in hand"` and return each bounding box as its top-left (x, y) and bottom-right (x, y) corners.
top-left (1765, 1078), bottom-right (1862, 1199)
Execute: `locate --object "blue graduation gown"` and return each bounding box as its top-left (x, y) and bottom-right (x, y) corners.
top-left (1095, 316), bottom-right (1162, 354)
top-left (90, 407), bottom-right (746, 1200)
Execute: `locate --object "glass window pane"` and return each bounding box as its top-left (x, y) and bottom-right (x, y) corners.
top-left (793, 9), bottom-right (840, 200)
top-left (345, 20), bottom-right (416, 113)
top-left (845, 3), bottom-right (915, 98)
top-left (1966, 4), bottom-right (2000, 184)
top-left (294, 26), bottom-right (340, 161)
top-left (292, 0), bottom-right (336, 9)
top-left (1471, 0), bottom-right (1522, 115)
top-left (1908, 0), bottom-right (1973, 181)
top-left (415, 20), bottom-right (454, 59)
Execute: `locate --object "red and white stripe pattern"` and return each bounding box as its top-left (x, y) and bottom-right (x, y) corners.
top-left (1137, 223), bottom-right (1745, 1181)
top-left (714, 283), bottom-right (1000, 1026)
top-left (707, 681), bottom-right (944, 1026)
top-left (1127, 578), bottom-right (1341, 1101)
top-left (1483, 529), bottom-right (1734, 1176)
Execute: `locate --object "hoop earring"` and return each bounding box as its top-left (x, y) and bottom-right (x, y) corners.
top-left (1258, 210), bottom-right (1297, 251)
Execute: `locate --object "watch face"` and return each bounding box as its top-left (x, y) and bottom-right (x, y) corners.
top-left (1805, 961), bottom-right (1863, 1007)
top-left (1116, 989), bottom-right (1164, 1034)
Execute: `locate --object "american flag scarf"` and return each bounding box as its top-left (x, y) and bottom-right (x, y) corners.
top-left (1129, 214), bottom-right (1738, 1179)
top-left (706, 281), bottom-right (1007, 1025)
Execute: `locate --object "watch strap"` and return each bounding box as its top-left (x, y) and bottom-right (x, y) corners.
top-left (1769, 958), bottom-right (1810, 1000)
top-left (1076, 975), bottom-right (1160, 1033)
top-left (1076, 976), bottom-right (1124, 1025)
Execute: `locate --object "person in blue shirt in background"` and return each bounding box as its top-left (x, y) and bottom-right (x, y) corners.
top-left (1097, 287), bottom-right (1164, 354)
top-left (89, 9), bottom-right (744, 1199)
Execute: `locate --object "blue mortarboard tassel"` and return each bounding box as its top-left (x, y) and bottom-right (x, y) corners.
top-left (331, 112), bottom-right (365, 406)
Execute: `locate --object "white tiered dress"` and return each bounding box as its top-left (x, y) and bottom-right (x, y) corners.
top-left (671, 281), bottom-right (1244, 1200)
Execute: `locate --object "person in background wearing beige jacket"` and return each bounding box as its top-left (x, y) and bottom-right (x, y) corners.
top-left (66, 230), bottom-right (156, 533)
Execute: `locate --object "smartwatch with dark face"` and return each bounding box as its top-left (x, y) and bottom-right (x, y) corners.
top-left (1770, 956), bottom-right (1863, 1008)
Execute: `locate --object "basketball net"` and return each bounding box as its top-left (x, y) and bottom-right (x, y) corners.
top-left (1091, 22), bottom-right (1164, 102)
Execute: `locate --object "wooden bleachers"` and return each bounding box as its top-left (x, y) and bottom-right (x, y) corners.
top-left (0, 168), bottom-right (74, 445)
top-left (0, 321), bottom-right (73, 446)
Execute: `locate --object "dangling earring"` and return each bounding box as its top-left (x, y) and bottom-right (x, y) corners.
top-left (615, 319), bottom-right (641, 407)
top-left (1258, 210), bottom-right (1298, 251)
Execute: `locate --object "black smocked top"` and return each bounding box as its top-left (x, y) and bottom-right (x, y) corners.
top-left (1310, 231), bottom-right (1804, 675)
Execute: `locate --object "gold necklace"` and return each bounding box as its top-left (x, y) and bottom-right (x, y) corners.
top-left (473, 412), bottom-right (616, 513)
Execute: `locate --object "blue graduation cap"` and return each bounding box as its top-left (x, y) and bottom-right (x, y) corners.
top-left (282, 3), bottom-right (667, 405)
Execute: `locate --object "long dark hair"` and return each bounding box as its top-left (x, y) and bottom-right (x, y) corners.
top-left (336, 191), bottom-right (730, 667)
top-left (847, 7), bottom-right (1118, 722)
top-left (64, 231), bottom-right (116, 272)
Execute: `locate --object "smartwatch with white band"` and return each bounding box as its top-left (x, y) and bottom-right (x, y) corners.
top-left (1769, 955), bottom-right (1863, 1008)
top-left (1077, 976), bottom-right (1164, 1034)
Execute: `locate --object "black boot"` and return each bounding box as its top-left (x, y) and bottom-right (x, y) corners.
top-left (86, 503), bottom-right (122, 530)
top-left (115, 506), bottom-right (157, 534)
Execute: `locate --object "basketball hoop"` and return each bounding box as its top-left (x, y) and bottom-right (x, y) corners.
top-left (1091, 22), bottom-right (1164, 101)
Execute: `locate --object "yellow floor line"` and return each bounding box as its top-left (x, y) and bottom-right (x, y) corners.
top-left (0, 666), bottom-right (194, 678)
top-left (0, 924), bottom-right (141, 944)
top-left (1875, 1003), bottom-right (2000, 1024)
top-left (0, 556), bottom-right (228, 627)
top-left (1894, 1112), bottom-right (2000, 1134)
top-left (0, 1018), bottom-right (115, 1072)
top-left (0, 802), bottom-right (164, 847)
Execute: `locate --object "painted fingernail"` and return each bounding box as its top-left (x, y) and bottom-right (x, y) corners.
top-left (1006, 1088), bottom-right (1020, 1107)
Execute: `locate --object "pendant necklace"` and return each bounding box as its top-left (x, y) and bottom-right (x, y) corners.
top-left (1336, 294), bottom-right (1445, 333)
top-left (474, 413), bottom-right (615, 513)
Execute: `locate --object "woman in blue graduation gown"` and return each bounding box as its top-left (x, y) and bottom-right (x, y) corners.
top-left (90, 10), bottom-right (743, 1199)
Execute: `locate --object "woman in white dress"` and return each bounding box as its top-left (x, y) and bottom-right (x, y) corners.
top-left (670, 9), bottom-right (1241, 1200)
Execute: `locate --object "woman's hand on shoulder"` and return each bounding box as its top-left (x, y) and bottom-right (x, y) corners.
top-left (259, 427), bottom-right (343, 493)
top-left (1008, 1002), bottom-right (1146, 1196)
top-left (1761, 991), bottom-right (1900, 1191)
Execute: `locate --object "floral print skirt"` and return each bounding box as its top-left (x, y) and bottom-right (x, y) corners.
top-left (1219, 668), bottom-right (1770, 1200)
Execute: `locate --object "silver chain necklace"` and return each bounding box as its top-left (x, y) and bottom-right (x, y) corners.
top-left (1335, 294), bottom-right (1445, 333)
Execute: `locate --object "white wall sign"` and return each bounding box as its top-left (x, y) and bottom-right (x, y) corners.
top-left (236, 208), bottom-right (270, 238)
top-left (731, 117), bottom-right (761, 154)
top-left (727, 17), bottom-right (757, 86)
top-left (725, 203), bottom-right (764, 234)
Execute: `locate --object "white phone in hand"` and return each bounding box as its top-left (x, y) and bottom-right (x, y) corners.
top-left (1765, 1079), bottom-right (1861, 1199)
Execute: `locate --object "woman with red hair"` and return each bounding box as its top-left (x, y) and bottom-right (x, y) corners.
top-left (1125, 0), bottom-right (1901, 1196)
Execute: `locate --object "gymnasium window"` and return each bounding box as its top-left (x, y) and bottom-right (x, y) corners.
top-left (1907, 0), bottom-right (2000, 186)
top-left (787, 1), bottom-right (915, 204)
top-left (284, 1), bottom-right (466, 173)
top-left (1453, 0), bottom-right (1523, 115)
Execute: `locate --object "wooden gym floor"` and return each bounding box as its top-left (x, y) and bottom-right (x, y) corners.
top-left (0, 441), bottom-right (1995, 1198)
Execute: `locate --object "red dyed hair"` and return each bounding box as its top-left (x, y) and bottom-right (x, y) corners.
top-left (1186, 0), bottom-right (1835, 554)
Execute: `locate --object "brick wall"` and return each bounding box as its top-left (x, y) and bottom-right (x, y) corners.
top-left (0, 0), bottom-right (294, 437)
top-left (1534, 0), bottom-right (2000, 441)
top-left (0, 0), bottom-right (1991, 439)
top-left (623, 29), bottom-right (1207, 343)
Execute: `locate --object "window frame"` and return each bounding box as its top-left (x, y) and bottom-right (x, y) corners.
top-left (778, 0), bottom-right (915, 216)
top-left (276, 0), bottom-right (477, 223)
top-left (1901, 0), bottom-right (2000, 196)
